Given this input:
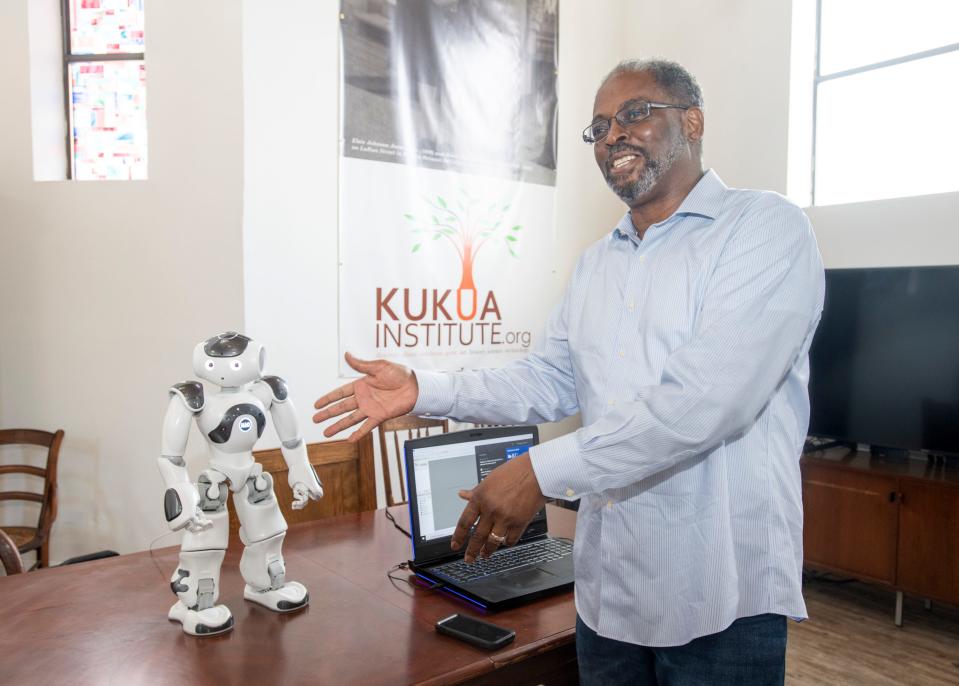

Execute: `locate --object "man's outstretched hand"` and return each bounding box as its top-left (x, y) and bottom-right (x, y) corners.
top-left (312, 352), bottom-right (418, 442)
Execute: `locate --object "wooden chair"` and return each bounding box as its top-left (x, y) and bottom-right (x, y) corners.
top-left (228, 433), bottom-right (377, 540)
top-left (0, 429), bottom-right (64, 569)
top-left (377, 415), bottom-right (449, 507)
top-left (0, 529), bottom-right (25, 575)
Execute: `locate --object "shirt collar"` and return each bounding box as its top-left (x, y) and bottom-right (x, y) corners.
top-left (611, 169), bottom-right (728, 241)
top-left (674, 169), bottom-right (727, 219)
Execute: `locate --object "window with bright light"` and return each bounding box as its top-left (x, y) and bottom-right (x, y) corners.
top-left (812, 0), bottom-right (959, 206)
top-left (63, 0), bottom-right (147, 180)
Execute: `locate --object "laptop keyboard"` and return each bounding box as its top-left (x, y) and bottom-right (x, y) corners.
top-left (433, 538), bottom-right (573, 583)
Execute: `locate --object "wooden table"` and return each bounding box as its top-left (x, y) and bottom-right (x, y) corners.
top-left (0, 507), bottom-right (578, 685)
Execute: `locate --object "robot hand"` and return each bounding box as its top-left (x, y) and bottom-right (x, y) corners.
top-left (164, 482), bottom-right (214, 533)
top-left (288, 462), bottom-right (324, 511)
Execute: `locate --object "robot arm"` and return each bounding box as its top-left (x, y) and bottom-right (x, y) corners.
top-left (159, 382), bottom-right (212, 533)
top-left (256, 376), bottom-right (324, 510)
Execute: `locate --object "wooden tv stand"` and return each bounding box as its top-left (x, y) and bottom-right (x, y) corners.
top-left (801, 448), bottom-right (959, 625)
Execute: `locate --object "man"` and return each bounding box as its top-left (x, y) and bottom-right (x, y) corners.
top-left (314, 58), bottom-right (824, 685)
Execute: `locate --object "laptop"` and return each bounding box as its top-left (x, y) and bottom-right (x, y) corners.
top-left (405, 425), bottom-right (574, 610)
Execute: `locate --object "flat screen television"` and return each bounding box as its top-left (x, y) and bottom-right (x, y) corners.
top-left (807, 265), bottom-right (959, 457)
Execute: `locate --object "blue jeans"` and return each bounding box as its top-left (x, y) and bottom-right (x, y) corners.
top-left (576, 613), bottom-right (787, 686)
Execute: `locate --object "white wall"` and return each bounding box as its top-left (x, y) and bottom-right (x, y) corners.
top-left (0, 0), bottom-right (244, 562)
top-left (241, 0), bottom-right (959, 510)
top-left (624, 0), bottom-right (959, 267)
top-left (7, 0), bottom-right (956, 561)
top-left (241, 0), bottom-right (633, 505)
top-left (807, 192), bottom-right (959, 267)
top-left (628, 0), bottom-right (795, 193)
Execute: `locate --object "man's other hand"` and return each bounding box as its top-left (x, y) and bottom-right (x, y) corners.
top-left (451, 453), bottom-right (547, 563)
top-left (312, 352), bottom-right (418, 442)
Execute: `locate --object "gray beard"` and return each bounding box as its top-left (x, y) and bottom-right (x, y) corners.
top-left (605, 133), bottom-right (688, 205)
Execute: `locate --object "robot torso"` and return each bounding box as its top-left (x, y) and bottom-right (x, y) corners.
top-left (198, 390), bottom-right (267, 457)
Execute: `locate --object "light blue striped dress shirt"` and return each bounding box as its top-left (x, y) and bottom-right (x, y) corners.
top-left (413, 170), bottom-right (825, 647)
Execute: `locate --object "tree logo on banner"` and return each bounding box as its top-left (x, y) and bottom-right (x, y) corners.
top-left (404, 189), bottom-right (522, 321)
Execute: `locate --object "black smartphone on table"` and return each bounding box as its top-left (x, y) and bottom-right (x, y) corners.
top-left (435, 613), bottom-right (515, 650)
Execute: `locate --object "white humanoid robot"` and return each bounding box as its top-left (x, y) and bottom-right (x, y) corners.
top-left (158, 331), bottom-right (324, 636)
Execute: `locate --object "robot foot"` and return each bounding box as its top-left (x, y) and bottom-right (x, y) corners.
top-left (243, 581), bottom-right (310, 612)
top-left (168, 601), bottom-right (234, 636)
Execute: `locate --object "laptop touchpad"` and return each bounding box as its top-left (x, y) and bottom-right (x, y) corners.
top-left (505, 566), bottom-right (556, 587)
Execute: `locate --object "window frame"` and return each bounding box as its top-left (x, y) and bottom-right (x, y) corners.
top-left (811, 0), bottom-right (959, 205)
top-left (60, 0), bottom-right (146, 180)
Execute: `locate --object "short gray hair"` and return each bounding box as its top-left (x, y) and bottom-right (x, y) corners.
top-left (601, 58), bottom-right (704, 109)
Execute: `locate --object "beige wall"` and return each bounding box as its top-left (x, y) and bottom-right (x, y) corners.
top-left (1, 0), bottom-right (633, 559)
top-left (0, 0), bottom-right (244, 561)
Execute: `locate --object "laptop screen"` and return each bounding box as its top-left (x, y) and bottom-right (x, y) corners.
top-left (405, 426), bottom-right (544, 563)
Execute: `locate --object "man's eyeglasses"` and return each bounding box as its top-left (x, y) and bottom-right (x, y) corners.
top-left (582, 100), bottom-right (690, 144)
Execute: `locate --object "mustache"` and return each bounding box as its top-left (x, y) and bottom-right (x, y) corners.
top-left (604, 144), bottom-right (647, 173)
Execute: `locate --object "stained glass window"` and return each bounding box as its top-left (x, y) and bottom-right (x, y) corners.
top-left (64, 0), bottom-right (147, 180)
top-left (69, 0), bottom-right (145, 55)
top-left (69, 61), bottom-right (147, 180)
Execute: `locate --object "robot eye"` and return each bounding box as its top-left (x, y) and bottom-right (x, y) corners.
top-left (231, 360), bottom-right (242, 371)
top-left (205, 360), bottom-right (215, 370)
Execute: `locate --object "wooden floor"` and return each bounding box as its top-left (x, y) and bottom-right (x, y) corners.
top-left (788, 576), bottom-right (959, 685)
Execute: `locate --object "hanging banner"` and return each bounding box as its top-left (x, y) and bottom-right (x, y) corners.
top-left (338, 0), bottom-right (559, 374)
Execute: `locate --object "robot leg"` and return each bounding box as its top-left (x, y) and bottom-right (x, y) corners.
top-left (168, 470), bottom-right (233, 636)
top-left (233, 466), bottom-right (309, 612)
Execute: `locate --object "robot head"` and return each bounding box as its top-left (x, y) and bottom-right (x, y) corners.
top-left (193, 332), bottom-right (265, 388)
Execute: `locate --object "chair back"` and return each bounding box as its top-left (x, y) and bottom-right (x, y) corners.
top-left (0, 429), bottom-right (64, 568)
top-left (0, 529), bottom-right (24, 575)
top-left (377, 415), bottom-right (449, 507)
top-left (228, 432), bottom-right (377, 540)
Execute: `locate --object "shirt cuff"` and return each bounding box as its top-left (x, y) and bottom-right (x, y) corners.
top-left (528, 430), bottom-right (593, 500)
top-left (411, 369), bottom-right (455, 418)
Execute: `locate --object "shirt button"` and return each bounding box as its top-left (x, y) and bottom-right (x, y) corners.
top-left (607, 500), bottom-right (613, 509)
top-left (607, 399), bottom-right (616, 406)
top-left (627, 302), bottom-right (635, 311)
top-left (639, 255), bottom-right (647, 263)
top-left (565, 488), bottom-right (575, 497)
top-left (618, 350), bottom-right (625, 358)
